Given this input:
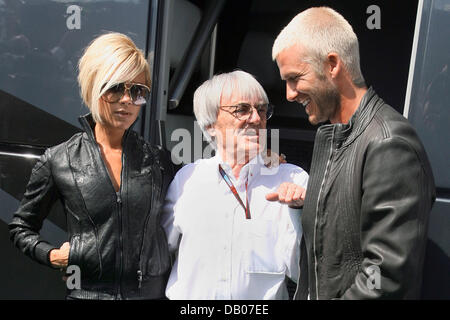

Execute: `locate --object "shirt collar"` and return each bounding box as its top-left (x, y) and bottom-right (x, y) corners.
top-left (211, 151), bottom-right (266, 185)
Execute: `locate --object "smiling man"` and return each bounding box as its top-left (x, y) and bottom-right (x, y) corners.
top-left (272, 7), bottom-right (435, 299)
top-left (161, 70), bottom-right (309, 299)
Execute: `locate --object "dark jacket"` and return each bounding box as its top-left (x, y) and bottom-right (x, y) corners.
top-left (296, 87), bottom-right (436, 300)
top-left (9, 114), bottom-right (175, 300)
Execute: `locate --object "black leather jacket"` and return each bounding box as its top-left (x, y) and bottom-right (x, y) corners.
top-left (296, 88), bottom-right (436, 300)
top-left (9, 114), bottom-right (174, 299)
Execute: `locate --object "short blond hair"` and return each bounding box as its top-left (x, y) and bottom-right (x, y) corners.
top-left (77, 32), bottom-right (151, 124)
top-left (272, 7), bottom-right (365, 87)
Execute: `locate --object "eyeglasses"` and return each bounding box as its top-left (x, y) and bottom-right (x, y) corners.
top-left (220, 103), bottom-right (273, 121)
top-left (101, 82), bottom-right (151, 105)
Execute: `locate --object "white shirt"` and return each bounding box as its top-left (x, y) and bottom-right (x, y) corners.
top-left (161, 154), bottom-right (309, 300)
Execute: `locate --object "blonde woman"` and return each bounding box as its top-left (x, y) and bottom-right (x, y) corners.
top-left (9, 33), bottom-right (174, 300)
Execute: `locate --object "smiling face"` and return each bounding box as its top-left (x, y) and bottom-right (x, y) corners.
top-left (98, 71), bottom-right (146, 131)
top-left (210, 90), bottom-right (267, 164)
top-left (276, 45), bottom-right (340, 125)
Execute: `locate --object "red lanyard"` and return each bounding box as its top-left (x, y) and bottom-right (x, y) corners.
top-left (218, 164), bottom-right (251, 219)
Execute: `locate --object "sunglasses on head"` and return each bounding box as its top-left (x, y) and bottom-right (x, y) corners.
top-left (101, 82), bottom-right (151, 105)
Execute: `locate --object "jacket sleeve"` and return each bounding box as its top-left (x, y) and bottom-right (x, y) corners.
top-left (9, 149), bottom-right (60, 268)
top-left (340, 137), bottom-right (434, 299)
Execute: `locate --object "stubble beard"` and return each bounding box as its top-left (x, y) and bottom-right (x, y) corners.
top-left (309, 79), bottom-right (341, 125)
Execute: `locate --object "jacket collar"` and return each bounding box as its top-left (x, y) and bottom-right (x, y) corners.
top-left (78, 113), bottom-right (138, 146)
top-left (78, 113), bottom-right (97, 142)
top-left (330, 87), bottom-right (382, 148)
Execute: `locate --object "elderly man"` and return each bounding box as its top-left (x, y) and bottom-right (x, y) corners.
top-left (272, 7), bottom-right (435, 299)
top-left (161, 70), bottom-right (309, 299)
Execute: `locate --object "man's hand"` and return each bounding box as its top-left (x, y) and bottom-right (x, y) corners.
top-left (49, 242), bottom-right (70, 268)
top-left (266, 182), bottom-right (306, 208)
top-left (263, 149), bottom-right (287, 168)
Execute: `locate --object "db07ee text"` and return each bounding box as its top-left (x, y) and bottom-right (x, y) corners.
top-left (224, 304), bottom-right (269, 315)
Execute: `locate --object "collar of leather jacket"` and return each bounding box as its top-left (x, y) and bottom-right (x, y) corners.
top-left (320, 87), bottom-right (383, 149)
top-left (78, 113), bottom-right (139, 145)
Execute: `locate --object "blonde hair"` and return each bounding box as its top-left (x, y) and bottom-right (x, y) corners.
top-left (272, 7), bottom-right (365, 87)
top-left (78, 32), bottom-right (151, 124)
top-left (193, 70), bottom-right (268, 148)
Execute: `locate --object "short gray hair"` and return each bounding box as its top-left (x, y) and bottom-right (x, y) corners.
top-left (272, 7), bottom-right (365, 87)
top-left (193, 70), bottom-right (269, 149)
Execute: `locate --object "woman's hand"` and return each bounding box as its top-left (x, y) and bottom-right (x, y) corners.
top-left (49, 242), bottom-right (70, 268)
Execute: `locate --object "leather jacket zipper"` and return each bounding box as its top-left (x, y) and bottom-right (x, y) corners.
top-left (116, 191), bottom-right (123, 297)
top-left (95, 134), bottom-right (127, 299)
top-left (313, 127), bottom-right (335, 300)
top-left (137, 200), bottom-right (152, 290)
top-left (116, 143), bottom-right (126, 298)
top-left (137, 169), bottom-right (154, 291)
top-left (137, 270), bottom-right (143, 289)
